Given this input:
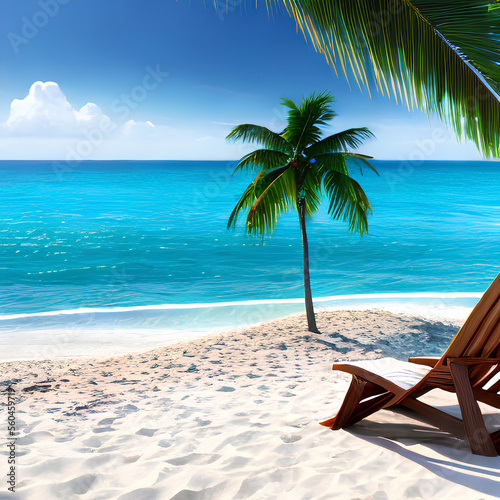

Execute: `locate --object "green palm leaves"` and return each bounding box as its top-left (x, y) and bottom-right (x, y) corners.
top-left (227, 92), bottom-right (376, 332)
top-left (267, 0), bottom-right (500, 157)
top-left (227, 125), bottom-right (293, 155)
top-left (228, 164), bottom-right (297, 235)
top-left (227, 92), bottom-right (376, 237)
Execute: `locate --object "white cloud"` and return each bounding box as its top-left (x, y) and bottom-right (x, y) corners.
top-left (5, 81), bottom-right (112, 136)
top-left (0, 81), bottom-right (486, 161)
top-left (0, 83), bottom-right (243, 160)
top-left (211, 121), bottom-right (239, 126)
top-left (122, 119), bottom-right (155, 135)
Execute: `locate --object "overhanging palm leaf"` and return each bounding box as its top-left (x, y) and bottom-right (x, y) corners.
top-left (266, 0), bottom-right (500, 157)
top-left (226, 92), bottom-right (376, 333)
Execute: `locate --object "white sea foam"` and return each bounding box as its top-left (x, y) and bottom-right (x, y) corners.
top-left (0, 291), bottom-right (482, 321)
top-left (0, 292), bottom-right (479, 362)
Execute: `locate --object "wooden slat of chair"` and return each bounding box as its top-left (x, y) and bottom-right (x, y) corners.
top-left (444, 274), bottom-right (500, 359)
top-left (462, 305), bottom-right (500, 357)
top-left (473, 387), bottom-right (500, 409)
top-left (487, 377), bottom-right (500, 395)
top-left (474, 363), bottom-right (500, 390)
top-left (479, 321), bottom-right (500, 357)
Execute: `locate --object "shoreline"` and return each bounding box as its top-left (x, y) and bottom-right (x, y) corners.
top-left (0, 290), bottom-right (483, 319)
top-left (0, 294), bottom-right (478, 363)
top-left (2, 309), bottom-right (500, 499)
top-left (0, 306), bottom-right (462, 367)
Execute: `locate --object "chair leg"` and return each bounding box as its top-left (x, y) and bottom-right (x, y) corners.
top-left (320, 376), bottom-right (367, 429)
top-left (320, 376), bottom-right (395, 430)
top-left (491, 430), bottom-right (500, 454)
top-left (449, 362), bottom-right (498, 457)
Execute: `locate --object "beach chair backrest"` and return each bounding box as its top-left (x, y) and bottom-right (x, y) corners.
top-left (442, 273), bottom-right (500, 361)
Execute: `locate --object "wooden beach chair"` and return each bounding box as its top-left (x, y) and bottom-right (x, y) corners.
top-left (320, 273), bottom-right (500, 456)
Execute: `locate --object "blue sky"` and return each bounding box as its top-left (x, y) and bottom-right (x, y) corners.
top-left (0, 0), bottom-right (487, 161)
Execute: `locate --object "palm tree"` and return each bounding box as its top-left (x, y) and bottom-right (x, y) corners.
top-left (227, 92), bottom-right (376, 333)
top-left (263, 0), bottom-right (500, 158)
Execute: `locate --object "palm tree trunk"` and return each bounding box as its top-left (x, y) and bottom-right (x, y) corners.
top-left (298, 199), bottom-right (319, 333)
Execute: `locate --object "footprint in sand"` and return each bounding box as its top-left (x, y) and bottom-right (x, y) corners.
top-left (51, 473), bottom-right (97, 496)
top-left (280, 434), bottom-right (302, 443)
top-left (195, 417), bottom-right (211, 426)
top-left (17, 431), bottom-right (53, 445)
top-left (97, 417), bottom-right (118, 426)
top-left (135, 428), bottom-right (157, 437)
top-left (114, 404), bottom-right (139, 416)
top-left (82, 436), bottom-right (102, 447)
top-left (93, 426), bottom-right (116, 434)
top-left (158, 439), bottom-right (172, 448)
top-left (117, 487), bottom-right (160, 500)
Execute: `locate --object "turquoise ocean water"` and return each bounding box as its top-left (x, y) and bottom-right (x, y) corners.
top-left (1, 159), bottom-right (499, 359)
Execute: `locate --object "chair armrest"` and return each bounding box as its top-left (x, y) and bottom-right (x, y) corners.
top-left (408, 357), bottom-right (440, 367)
top-left (447, 357), bottom-right (500, 366)
top-left (331, 363), bottom-right (407, 396)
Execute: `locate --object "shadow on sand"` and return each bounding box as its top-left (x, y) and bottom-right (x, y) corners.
top-left (345, 409), bottom-right (500, 498)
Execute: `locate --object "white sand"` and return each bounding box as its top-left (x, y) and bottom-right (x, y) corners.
top-left (1, 309), bottom-right (499, 499)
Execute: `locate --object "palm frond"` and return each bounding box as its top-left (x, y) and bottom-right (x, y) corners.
top-left (234, 149), bottom-right (290, 173)
top-left (227, 124), bottom-right (293, 153)
top-left (281, 92), bottom-right (337, 151)
top-left (322, 167), bottom-right (373, 235)
top-left (227, 93), bottom-right (376, 238)
top-left (269, 0), bottom-right (500, 157)
top-left (227, 176), bottom-right (260, 231)
top-left (305, 127), bottom-right (374, 157)
top-left (312, 151), bottom-right (350, 175)
top-left (300, 166), bottom-right (322, 216)
top-left (314, 151), bottom-right (379, 177)
top-left (343, 153), bottom-right (379, 176)
top-left (228, 166), bottom-right (297, 236)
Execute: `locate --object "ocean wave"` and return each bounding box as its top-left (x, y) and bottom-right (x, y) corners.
top-left (0, 291), bottom-right (483, 322)
top-left (0, 292), bottom-right (482, 362)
